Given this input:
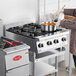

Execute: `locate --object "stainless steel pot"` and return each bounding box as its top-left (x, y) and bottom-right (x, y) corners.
top-left (48, 25), bottom-right (56, 31)
top-left (41, 22), bottom-right (56, 32)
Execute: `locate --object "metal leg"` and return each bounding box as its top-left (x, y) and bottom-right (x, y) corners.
top-left (33, 53), bottom-right (35, 76)
top-left (68, 33), bottom-right (72, 76)
top-left (55, 72), bottom-right (58, 76)
top-left (65, 52), bottom-right (72, 76)
top-left (29, 51), bottom-right (35, 76)
top-left (55, 56), bottom-right (58, 76)
top-left (68, 53), bottom-right (72, 76)
top-left (68, 31), bottom-right (72, 76)
top-left (66, 33), bottom-right (72, 76)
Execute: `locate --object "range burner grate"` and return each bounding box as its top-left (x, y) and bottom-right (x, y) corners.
top-left (7, 23), bottom-right (62, 38)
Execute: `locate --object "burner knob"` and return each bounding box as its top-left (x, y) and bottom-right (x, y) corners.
top-left (62, 37), bottom-right (66, 42)
top-left (38, 43), bottom-right (43, 48)
top-left (47, 41), bottom-right (52, 45)
top-left (54, 39), bottom-right (59, 44)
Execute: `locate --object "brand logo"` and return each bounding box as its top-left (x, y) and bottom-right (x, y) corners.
top-left (13, 55), bottom-right (22, 61)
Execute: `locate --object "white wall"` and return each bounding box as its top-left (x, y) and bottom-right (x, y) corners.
top-left (60, 0), bottom-right (76, 9)
top-left (40, 0), bottom-right (58, 15)
top-left (0, 0), bottom-right (37, 24)
top-left (0, 0), bottom-right (76, 24)
top-left (40, 0), bottom-right (58, 22)
top-left (0, 0), bottom-right (58, 24)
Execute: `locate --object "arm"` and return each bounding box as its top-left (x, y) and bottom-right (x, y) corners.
top-left (60, 19), bottom-right (76, 30)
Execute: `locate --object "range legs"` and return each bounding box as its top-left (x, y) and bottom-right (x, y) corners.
top-left (55, 56), bottom-right (58, 76)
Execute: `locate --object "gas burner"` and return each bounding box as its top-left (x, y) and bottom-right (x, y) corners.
top-left (7, 23), bottom-right (63, 38)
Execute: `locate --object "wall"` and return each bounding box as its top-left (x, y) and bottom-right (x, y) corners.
top-left (0, 0), bottom-right (76, 24)
top-left (0, 0), bottom-right (58, 24)
top-left (0, 0), bottom-right (37, 24)
top-left (60, 0), bottom-right (76, 9)
top-left (40, 0), bottom-right (58, 15)
top-left (40, 0), bottom-right (58, 23)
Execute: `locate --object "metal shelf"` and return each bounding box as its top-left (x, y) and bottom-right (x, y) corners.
top-left (34, 49), bottom-right (65, 76)
top-left (35, 61), bottom-right (58, 76)
top-left (36, 50), bottom-right (65, 60)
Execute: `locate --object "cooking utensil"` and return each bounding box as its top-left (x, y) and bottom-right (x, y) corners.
top-left (41, 22), bottom-right (56, 32)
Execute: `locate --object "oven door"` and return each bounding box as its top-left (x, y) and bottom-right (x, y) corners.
top-left (6, 65), bottom-right (29, 76)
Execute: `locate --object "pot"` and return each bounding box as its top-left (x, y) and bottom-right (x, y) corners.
top-left (41, 22), bottom-right (56, 32)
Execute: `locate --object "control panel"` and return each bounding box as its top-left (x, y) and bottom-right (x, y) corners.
top-left (36, 35), bottom-right (67, 54)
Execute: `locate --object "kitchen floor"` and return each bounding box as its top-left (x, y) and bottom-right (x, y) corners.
top-left (47, 61), bottom-right (76, 76)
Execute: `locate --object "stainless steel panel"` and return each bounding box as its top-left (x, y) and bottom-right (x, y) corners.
top-left (6, 65), bottom-right (29, 76)
top-left (5, 50), bottom-right (29, 70)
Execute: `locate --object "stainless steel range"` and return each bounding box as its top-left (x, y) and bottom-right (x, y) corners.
top-left (0, 37), bottom-right (30, 76)
top-left (5, 23), bottom-right (71, 76)
top-left (6, 23), bottom-right (69, 54)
